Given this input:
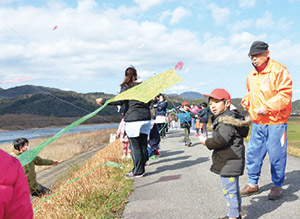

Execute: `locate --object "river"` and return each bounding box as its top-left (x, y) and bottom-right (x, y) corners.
top-left (0, 123), bottom-right (118, 145)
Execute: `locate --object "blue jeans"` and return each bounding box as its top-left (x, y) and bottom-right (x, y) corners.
top-left (192, 118), bottom-right (196, 131)
top-left (247, 123), bottom-right (287, 187)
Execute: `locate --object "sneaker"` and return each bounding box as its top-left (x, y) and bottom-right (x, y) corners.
top-left (187, 141), bottom-right (192, 147)
top-left (126, 154), bottom-right (132, 159)
top-left (183, 141), bottom-right (187, 146)
top-left (196, 133), bottom-right (200, 137)
top-left (122, 154), bottom-right (126, 160)
top-left (241, 184), bottom-right (259, 197)
top-left (125, 171), bottom-right (145, 179)
top-left (149, 155), bottom-right (158, 160)
top-left (268, 186), bottom-right (283, 200)
top-left (154, 149), bottom-right (160, 156)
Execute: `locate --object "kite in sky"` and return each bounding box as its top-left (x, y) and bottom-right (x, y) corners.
top-left (52, 25), bottom-right (58, 31)
top-left (0, 76), bottom-right (32, 84)
top-left (174, 61), bottom-right (183, 70)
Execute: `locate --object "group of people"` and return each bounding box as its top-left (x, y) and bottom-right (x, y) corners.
top-left (198, 41), bottom-right (292, 219)
top-left (0, 40), bottom-right (292, 219)
top-left (98, 40), bottom-right (293, 219)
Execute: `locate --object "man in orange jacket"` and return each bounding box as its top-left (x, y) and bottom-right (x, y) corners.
top-left (240, 41), bottom-right (293, 200)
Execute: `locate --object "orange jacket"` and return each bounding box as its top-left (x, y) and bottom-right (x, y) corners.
top-left (241, 59), bottom-right (292, 125)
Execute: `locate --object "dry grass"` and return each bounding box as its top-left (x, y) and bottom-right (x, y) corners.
top-left (1, 128), bottom-right (116, 172)
top-left (32, 140), bottom-right (133, 219)
top-left (287, 143), bottom-right (300, 158)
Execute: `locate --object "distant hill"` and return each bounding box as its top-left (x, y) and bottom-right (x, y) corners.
top-left (0, 85), bottom-right (118, 118)
top-left (0, 85), bottom-right (299, 119)
top-left (179, 91), bottom-right (205, 100)
top-left (0, 85), bottom-right (61, 100)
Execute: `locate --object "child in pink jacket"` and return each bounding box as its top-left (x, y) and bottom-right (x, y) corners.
top-left (0, 149), bottom-right (33, 219)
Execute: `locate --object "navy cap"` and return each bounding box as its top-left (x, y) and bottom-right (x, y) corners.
top-left (248, 41), bottom-right (269, 56)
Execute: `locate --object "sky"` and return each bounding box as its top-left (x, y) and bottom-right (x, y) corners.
top-left (0, 0), bottom-right (299, 101)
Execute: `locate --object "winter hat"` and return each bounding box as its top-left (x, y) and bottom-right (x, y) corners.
top-left (248, 41), bottom-right (269, 56)
top-left (181, 101), bottom-right (189, 106)
top-left (204, 88), bottom-right (231, 101)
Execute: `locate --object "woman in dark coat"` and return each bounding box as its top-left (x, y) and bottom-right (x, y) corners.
top-left (96, 67), bottom-right (151, 178)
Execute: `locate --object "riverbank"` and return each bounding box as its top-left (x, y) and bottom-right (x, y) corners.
top-left (0, 128), bottom-right (117, 172)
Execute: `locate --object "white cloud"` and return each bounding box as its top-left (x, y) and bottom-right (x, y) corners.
top-left (170, 7), bottom-right (191, 25)
top-left (256, 11), bottom-right (274, 29)
top-left (277, 17), bottom-right (292, 31)
top-left (271, 39), bottom-right (300, 65)
top-left (160, 10), bottom-right (171, 23)
top-left (160, 7), bottom-right (191, 25)
top-left (208, 3), bottom-right (231, 25)
top-left (0, 0), bottom-right (15, 4)
top-left (230, 19), bottom-right (253, 32)
top-left (134, 0), bottom-right (163, 11)
top-left (238, 0), bottom-right (256, 8)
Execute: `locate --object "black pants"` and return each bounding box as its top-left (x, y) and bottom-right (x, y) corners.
top-left (129, 133), bottom-right (148, 175)
top-left (31, 185), bottom-right (51, 197)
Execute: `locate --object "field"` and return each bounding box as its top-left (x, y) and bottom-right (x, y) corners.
top-left (287, 117), bottom-right (300, 157)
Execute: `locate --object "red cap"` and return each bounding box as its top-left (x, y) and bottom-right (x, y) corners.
top-left (204, 88), bottom-right (231, 101)
top-left (181, 101), bottom-right (189, 106)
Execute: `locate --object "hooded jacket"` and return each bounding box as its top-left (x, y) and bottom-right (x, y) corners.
top-left (11, 148), bottom-right (54, 194)
top-left (205, 110), bottom-right (251, 176)
top-left (0, 149), bottom-right (33, 219)
top-left (241, 58), bottom-right (292, 125)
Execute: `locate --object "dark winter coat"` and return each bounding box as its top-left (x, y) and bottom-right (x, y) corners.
top-left (107, 82), bottom-right (151, 122)
top-left (205, 110), bottom-right (251, 176)
top-left (156, 101), bottom-right (168, 116)
top-left (197, 107), bottom-right (211, 123)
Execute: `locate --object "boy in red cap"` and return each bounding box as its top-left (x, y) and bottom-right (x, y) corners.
top-left (178, 101), bottom-right (192, 146)
top-left (198, 88), bottom-right (251, 219)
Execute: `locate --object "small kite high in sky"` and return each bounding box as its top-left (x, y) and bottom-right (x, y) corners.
top-left (52, 25), bottom-right (58, 31)
top-left (0, 76), bottom-right (32, 84)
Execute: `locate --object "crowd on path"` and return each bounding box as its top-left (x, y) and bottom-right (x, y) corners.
top-left (0, 40), bottom-right (293, 219)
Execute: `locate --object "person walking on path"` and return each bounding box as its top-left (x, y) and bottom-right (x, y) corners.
top-left (198, 88), bottom-right (251, 219)
top-left (96, 67), bottom-right (151, 178)
top-left (240, 41), bottom-right (293, 200)
top-left (179, 101), bottom-right (192, 147)
top-left (0, 149), bottom-right (33, 219)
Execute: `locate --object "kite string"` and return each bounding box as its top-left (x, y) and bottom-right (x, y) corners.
top-left (30, 85), bottom-right (118, 123)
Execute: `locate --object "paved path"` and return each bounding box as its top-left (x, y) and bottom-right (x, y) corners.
top-left (122, 130), bottom-right (300, 219)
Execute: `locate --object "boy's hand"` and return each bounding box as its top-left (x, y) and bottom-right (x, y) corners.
top-left (53, 160), bottom-right (59, 166)
top-left (198, 135), bottom-right (207, 146)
